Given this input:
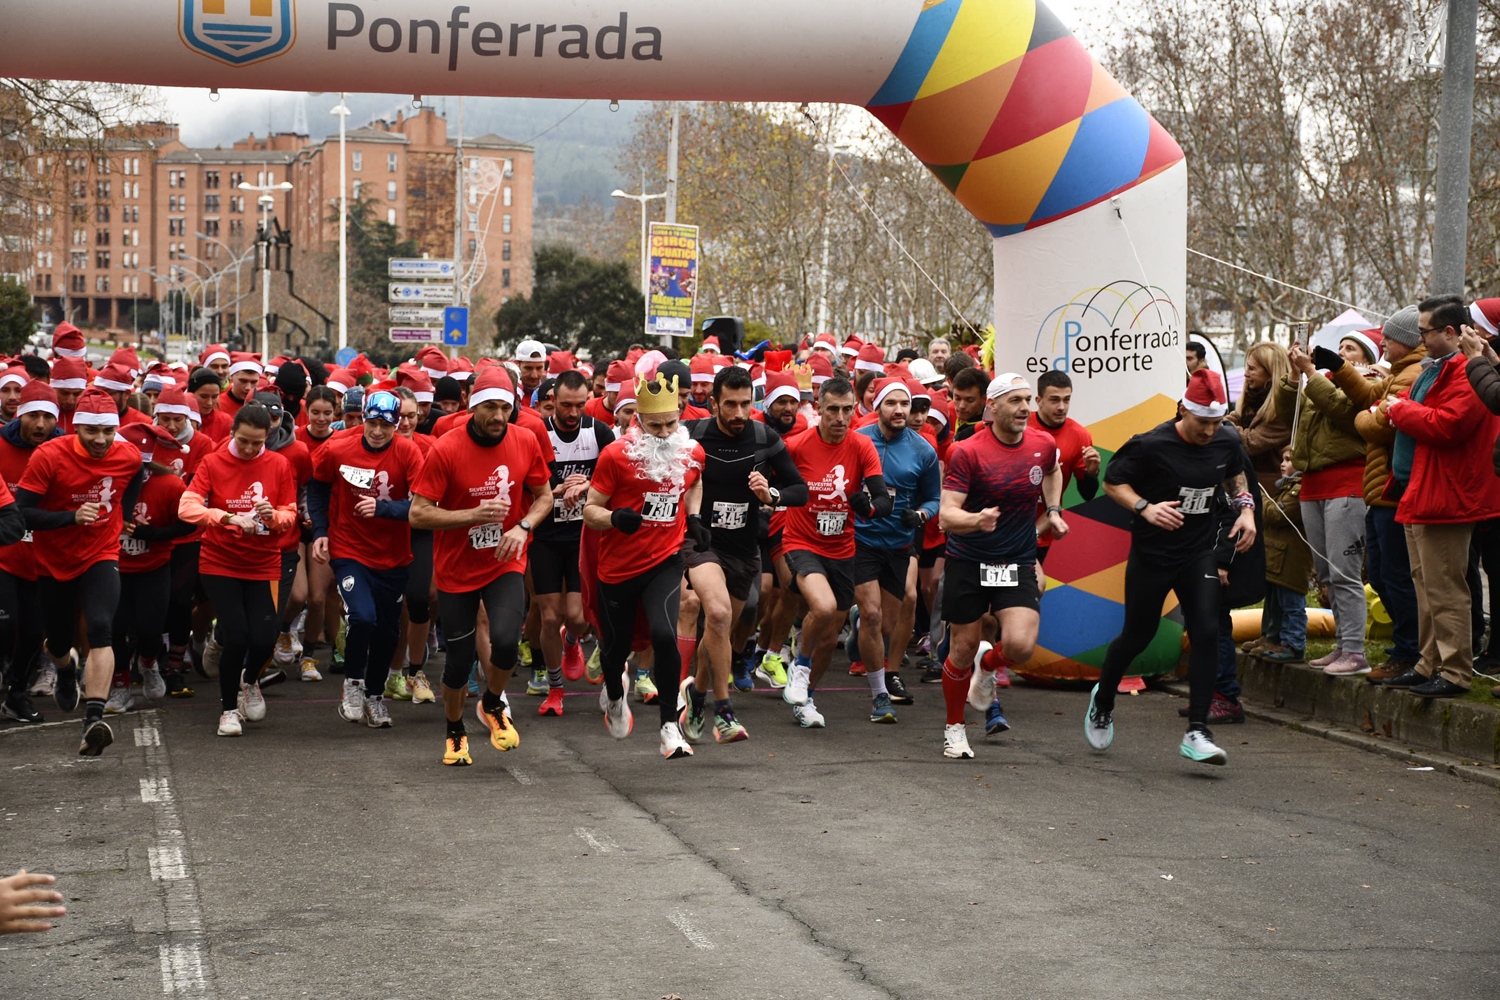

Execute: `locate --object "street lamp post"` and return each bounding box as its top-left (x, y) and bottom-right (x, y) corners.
top-left (331, 94), bottom-right (350, 352)
top-left (238, 179), bottom-right (293, 359)
top-left (196, 232), bottom-right (255, 340)
top-left (611, 183), bottom-right (666, 343)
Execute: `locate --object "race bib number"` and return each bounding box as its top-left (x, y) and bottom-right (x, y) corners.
top-left (553, 492), bottom-right (584, 523)
top-left (120, 535), bottom-right (149, 557)
top-left (711, 501), bottom-right (749, 531)
top-left (1178, 485), bottom-right (1214, 516)
top-left (816, 511), bottom-right (847, 536)
top-left (980, 562), bottom-right (1019, 588)
top-left (642, 491), bottom-right (679, 523)
top-left (469, 523), bottom-right (503, 550)
top-left (339, 464), bottom-right (375, 490)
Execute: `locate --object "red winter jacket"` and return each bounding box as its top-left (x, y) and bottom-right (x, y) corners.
top-left (1385, 352), bottom-right (1500, 524)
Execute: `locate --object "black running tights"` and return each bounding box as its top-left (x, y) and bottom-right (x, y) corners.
top-left (597, 554), bottom-right (683, 727)
top-left (199, 574), bottom-right (279, 711)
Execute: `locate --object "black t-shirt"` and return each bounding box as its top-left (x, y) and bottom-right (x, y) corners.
top-left (687, 417), bottom-right (805, 557)
top-left (1104, 419), bottom-right (1248, 560)
top-left (538, 415), bottom-right (614, 543)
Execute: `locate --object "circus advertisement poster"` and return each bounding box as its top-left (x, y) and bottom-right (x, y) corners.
top-left (647, 223), bottom-right (699, 338)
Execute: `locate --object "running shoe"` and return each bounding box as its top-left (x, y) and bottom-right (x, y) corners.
top-left (916, 635), bottom-right (931, 659)
top-left (1, 690), bottom-right (42, 723)
top-left (410, 670), bottom-right (436, 704)
top-left (984, 701), bottom-right (1010, 736)
top-left (753, 652), bottom-right (787, 689)
top-left (338, 679), bottom-right (365, 723)
top-left (476, 698), bottom-right (520, 751)
top-left (299, 657), bottom-right (323, 682)
top-left (1085, 683), bottom-right (1113, 750)
top-left (1207, 693), bottom-right (1246, 725)
top-left (1179, 727), bottom-right (1228, 765)
top-left (526, 667), bottom-right (548, 696)
top-left (273, 632), bottom-right (298, 666)
top-left (561, 630), bottom-right (586, 681)
top-left (599, 686), bottom-right (611, 713)
top-left (1308, 648), bottom-right (1343, 667)
top-left (516, 638), bottom-right (534, 671)
top-left (887, 673), bottom-right (913, 705)
top-left (442, 733), bottom-right (472, 766)
top-left (634, 672), bottom-right (659, 704)
top-left (680, 698), bottom-right (706, 743)
top-left (994, 667), bottom-right (1012, 689)
top-left (848, 660), bottom-right (867, 676)
top-left (382, 673), bottom-right (409, 700)
top-left (585, 646), bottom-right (603, 684)
top-left (942, 723), bottom-right (973, 759)
top-left (238, 682), bottom-right (266, 723)
top-left (1259, 644), bottom-right (1305, 663)
top-left (539, 688), bottom-right (565, 716)
top-left (217, 709), bottom-right (243, 738)
top-left (54, 655), bottom-right (80, 713)
top-left (363, 696), bottom-right (393, 729)
top-left (732, 658), bottom-right (754, 692)
top-left (78, 718), bottom-right (113, 757)
top-left (604, 695), bottom-right (633, 738)
top-left (714, 712), bottom-right (749, 743)
top-left (259, 668), bottom-right (286, 688)
top-left (920, 662), bottom-right (944, 685)
top-left (189, 640), bottom-right (208, 679)
top-left (29, 661), bottom-right (56, 698)
top-left (1324, 652), bottom-right (1371, 676)
top-left (660, 721), bottom-right (694, 759)
top-left (466, 663), bottom-right (481, 696)
top-left (783, 663), bottom-right (811, 706)
top-left (792, 699), bottom-right (826, 728)
top-left (166, 672), bottom-right (194, 698)
top-left (329, 649), bottom-right (344, 675)
top-left (202, 634), bottom-right (223, 677)
top-left (141, 662), bottom-right (166, 702)
top-left (967, 641), bottom-right (997, 713)
top-left (870, 692), bottom-right (898, 724)
top-left (104, 684), bottom-right (134, 715)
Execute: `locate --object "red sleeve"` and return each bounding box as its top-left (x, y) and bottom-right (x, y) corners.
top-left (411, 442), bottom-right (450, 502)
top-left (524, 436), bottom-right (549, 489)
top-left (312, 438), bottom-right (335, 483)
top-left (0, 478), bottom-right (14, 506)
top-left (591, 448), bottom-right (620, 500)
top-left (16, 445), bottom-right (52, 496)
top-left (274, 454), bottom-right (297, 507)
top-left (943, 441), bottom-right (973, 495)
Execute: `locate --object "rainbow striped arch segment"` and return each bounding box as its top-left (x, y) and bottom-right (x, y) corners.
top-left (866, 0), bottom-right (1184, 237)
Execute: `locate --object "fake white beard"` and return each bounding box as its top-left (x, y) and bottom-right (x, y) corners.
top-left (622, 424), bottom-right (698, 490)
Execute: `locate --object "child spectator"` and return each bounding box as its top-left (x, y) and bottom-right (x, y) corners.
top-left (1261, 447), bottom-right (1314, 662)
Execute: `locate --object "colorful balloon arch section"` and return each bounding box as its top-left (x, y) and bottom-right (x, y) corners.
top-left (1, 0), bottom-right (1190, 680)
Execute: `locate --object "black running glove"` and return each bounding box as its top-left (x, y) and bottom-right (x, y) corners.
top-left (610, 508), bottom-right (643, 534)
top-left (849, 490), bottom-right (873, 518)
top-left (900, 509), bottom-right (925, 528)
top-left (686, 513), bottom-right (712, 550)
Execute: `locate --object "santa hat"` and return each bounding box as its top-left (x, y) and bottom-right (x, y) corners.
top-left (199, 344), bottom-right (230, 368)
top-left (264, 355), bottom-right (287, 377)
top-left (72, 387), bottom-right (120, 427)
top-left (346, 354), bottom-right (375, 380)
top-left (15, 379), bottom-right (58, 419)
top-left (108, 346), bottom-right (141, 377)
top-left (634, 350), bottom-right (667, 380)
top-left (927, 389), bottom-right (951, 427)
top-left (1471, 299), bottom-right (1500, 339)
top-left (578, 363), bottom-right (594, 380)
top-left (50, 357), bottom-right (89, 392)
top-left (699, 335), bottom-right (721, 355)
top-left (614, 378), bottom-right (637, 407)
top-left (228, 352), bottom-right (263, 377)
top-left (749, 363), bottom-right (766, 389)
top-left (854, 344), bottom-right (886, 374)
top-left (839, 335), bottom-right (864, 358)
top-left (689, 354), bottom-right (717, 385)
top-left (117, 422), bottom-right (180, 460)
top-left (93, 364), bottom-right (135, 393)
top-left (448, 357), bottom-right (474, 381)
top-left (547, 350), bottom-right (577, 376)
top-left (1180, 368), bottom-right (1229, 418)
top-left (51, 322), bottom-right (86, 359)
top-left (811, 333), bottom-right (838, 358)
top-left (0, 365), bottom-right (27, 390)
top-left (807, 353), bottom-right (835, 386)
top-left (763, 349), bottom-right (793, 373)
top-left (763, 371), bottom-right (800, 409)
top-left (324, 368), bottom-right (353, 394)
top-left (415, 346), bottom-right (448, 380)
top-left (468, 366), bottom-right (516, 409)
top-left (401, 370), bottom-right (435, 403)
top-left (154, 386), bottom-right (198, 420)
top-left (605, 359), bottom-right (633, 393)
top-left (1340, 328), bottom-right (1383, 365)
top-left (986, 372), bottom-right (1031, 400)
top-left (871, 377), bottom-right (912, 410)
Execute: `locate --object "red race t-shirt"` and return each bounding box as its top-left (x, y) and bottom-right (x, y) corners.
top-left (164, 429), bottom-right (215, 545)
top-left (313, 432), bottom-right (424, 569)
top-left (272, 438), bottom-right (313, 552)
top-left (433, 408), bottom-right (557, 465)
top-left (199, 407), bottom-right (232, 443)
top-left (590, 437), bottom-right (705, 584)
top-left (189, 441), bottom-right (297, 581)
top-left (18, 436), bottom-right (142, 580)
top-left (296, 424), bottom-right (337, 464)
top-left (0, 433), bottom-right (44, 580)
top-left (781, 429), bottom-right (882, 560)
top-left (1029, 412), bottom-right (1093, 548)
top-left (412, 423), bottom-right (550, 593)
top-left (119, 472), bottom-right (185, 574)
top-left (584, 395), bottom-right (613, 423)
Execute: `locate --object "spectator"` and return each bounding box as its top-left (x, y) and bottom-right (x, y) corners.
top-left (1327, 306), bottom-right (1425, 680)
top-left (927, 337), bottom-right (951, 369)
top-left (1257, 447), bottom-right (1313, 662)
top-left (1275, 341), bottom-right (1368, 673)
top-left (1379, 295), bottom-right (1500, 698)
top-left (1229, 341), bottom-right (1291, 491)
top-left (1186, 341), bottom-right (1208, 372)
top-left (1206, 442), bottom-right (1266, 723)
top-left (0, 870), bottom-right (64, 933)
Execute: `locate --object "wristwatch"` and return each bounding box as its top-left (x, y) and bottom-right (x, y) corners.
top-left (1046, 505), bottom-right (1063, 514)
top-left (767, 487), bottom-right (781, 506)
top-left (1133, 498), bottom-right (1150, 514)
top-left (518, 518), bottom-right (534, 533)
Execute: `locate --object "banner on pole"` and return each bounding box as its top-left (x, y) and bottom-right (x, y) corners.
top-left (646, 223), bottom-right (699, 338)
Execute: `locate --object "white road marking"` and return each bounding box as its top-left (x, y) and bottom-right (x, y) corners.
top-left (505, 765), bottom-right (536, 785)
top-left (574, 827), bottom-right (619, 854)
top-left (159, 942), bottom-right (208, 995)
top-left (667, 911), bottom-right (715, 950)
top-left (135, 727), bottom-right (161, 747)
top-left (148, 844), bottom-right (189, 882)
top-left (139, 778), bottom-right (169, 803)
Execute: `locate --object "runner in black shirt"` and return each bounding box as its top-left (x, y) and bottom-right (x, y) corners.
top-left (678, 366), bottom-right (806, 745)
top-left (1087, 369), bottom-right (1256, 766)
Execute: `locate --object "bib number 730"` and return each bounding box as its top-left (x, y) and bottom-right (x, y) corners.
top-left (642, 491), bottom-right (679, 523)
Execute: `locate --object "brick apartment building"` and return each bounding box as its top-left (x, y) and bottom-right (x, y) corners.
top-left (15, 106), bottom-right (532, 345)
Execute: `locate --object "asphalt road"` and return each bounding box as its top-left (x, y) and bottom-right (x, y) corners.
top-left (2, 659), bottom-right (1497, 1000)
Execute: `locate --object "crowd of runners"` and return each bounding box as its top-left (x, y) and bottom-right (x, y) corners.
top-left (0, 321), bottom-right (1254, 768)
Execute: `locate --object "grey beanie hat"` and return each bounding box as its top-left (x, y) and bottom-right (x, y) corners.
top-left (1382, 305), bottom-right (1421, 349)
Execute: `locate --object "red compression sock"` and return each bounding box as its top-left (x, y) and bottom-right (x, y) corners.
top-left (941, 657), bottom-right (971, 726)
top-left (677, 636), bottom-right (698, 683)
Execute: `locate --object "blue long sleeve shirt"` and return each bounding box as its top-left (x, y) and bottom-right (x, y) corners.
top-left (854, 424), bottom-right (941, 550)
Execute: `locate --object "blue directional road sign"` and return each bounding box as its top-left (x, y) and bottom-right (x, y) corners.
top-left (335, 346), bottom-right (357, 367)
top-left (443, 306), bottom-right (469, 347)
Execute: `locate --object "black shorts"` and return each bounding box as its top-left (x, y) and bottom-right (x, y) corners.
top-left (784, 548), bottom-right (855, 612)
top-left (762, 528), bottom-right (783, 589)
top-left (530, 535), bottom-right (581, 596)
top-left (683, 538), bottom-right (761, 602)
top-left (942, 557), bottom-right (1041, 624)
top-left (853, 541), bottom-right (914, 599)
top-left (918, 542), bottom-right (946, 569)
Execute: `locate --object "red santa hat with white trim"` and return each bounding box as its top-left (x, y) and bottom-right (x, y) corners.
top-left (153, 385), bottom-right (198, 421)
top-left (93, 364), bottom-right (135, 394)
top-left (108, 346), bottom-right (141, 377)
top-left (415, 346), bottom-right (448, 380)
top-left (72, 387), bottom-right (120, 427)
top-left (228, 352), bottom-right (263, 377)
top-left (117, 422), bottom-right (180, 462)
top-left (870, 377), bottom-right (912, 410)
top-left (807, 353), bottom-right (835, 386)
top-left (199, 343), bottom-right (230, 368)
top-left (605, 359), bottom-right (633, 393)
top-left (51, 322), bottom-right (86, 359)
top-left (699, 335), bottom-right (721, 354)
top-left (468, 365), bottom-right (516, 409)
top-left (762, 371), bottom-right (800, 409)
top-left (811, 333), bottom-right (838, 359)
top-left (0, 364), bottom-right (27, 391)
top-left (1471, 298), bottom-right (1500, 339)
top-left (50, 356), bottom-right (89, 392)
top-left (689, 353), bottom-right (717, 386)
top-left (854, 343), bottom-right (886, 374)
top-left (15, 379), bottom-right (58, 419)
top-left (401, 370), bottom-right (435, 403)
top-left (839, 335), bottom-right (864, 359)
top-left (1180, 368), bottom-right (1229, 418)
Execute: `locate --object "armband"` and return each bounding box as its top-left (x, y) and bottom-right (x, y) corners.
top-left (1231, 492), bottom-right (1254, 511)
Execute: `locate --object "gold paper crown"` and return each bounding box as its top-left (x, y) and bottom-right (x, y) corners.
top-left (635, 373), bottom-right (680, 415)
top-left (789, 361), bottom-right (814, 392)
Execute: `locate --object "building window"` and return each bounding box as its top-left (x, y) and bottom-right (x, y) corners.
top-left (352, 151), bottom-right (362, 172)
top-left (71, 274), bottom-right (86, 293)
top-left (35, 274), bottom-right (51, 292)
top-left (125, 206), bottom-right (139, 223)
top-left (95, 251), bottom-right (110, 269)
top-left (387, 152), bottom-right (398, 172)
top-left (96, 206), bottom-right (111, 223)
top-left (501, 213), bottom-right (512, 234)
top-left (501, 268), bottom-right (510, 288)
top-left (72, 228), bottom-right (85, 246)
top-left (387, 208), bottom-right (397, 225)
top-left (95, 275), bottom-right (110, 292)
top-left (230, 195), bottom-right (244, 213)
top-left (96, 155), bottom-right (110, 174)
top-left (503, 158), bottom-right (513, 177)
top-left (71, 181), bottom-right (87, 198)
top-left (352, 179), bottom-right (361, 200)
top-left (230, 171), bottom-right (244, 187)
top-left (169, 170), bottom-right (184, 188)
top-left (229, 219), bottom-right (244, 238)
top-left (203, 219), bottom-right (219, 237)
top-left (386, 181), bottom-right (397, 201)
top-left (502, 240), bottom-right (511, 261)
top-left (95, 229), bottom-right (110, 246)
top-left (169, 219), bottom-right (186, 236)
top-left (503, 186), bottom-right (512, 207)
top-left (204, 194), bottom-right (220, 213)
top-left (467, 239), bottom-right (477, 256)
top-left (205, 170), bottom-right (219, 188)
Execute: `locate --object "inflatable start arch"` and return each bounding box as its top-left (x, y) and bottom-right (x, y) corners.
top-left (3, 0), bottom-right (1190, 680)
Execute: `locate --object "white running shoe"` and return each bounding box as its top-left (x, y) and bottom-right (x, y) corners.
top-left (217, 709), bottom-right (243, 737)
top-left (792, 699), bottom-right (825, 728)
top-left (599, 686), bottom-right (612, 713)
top-left (604, 695), bottom-right (633, 739)
top-left (300, 657), bottom-right (323, 682)
top-left (1179, 728), bottom-right (1228, 766)
top-left (659, 721), bottom-right (693, 759)
top-left (783, 663), bottom-right (811, 706)
top-left (338, 679), bottom-right (365, 723)
top-left (1085, 683), bottom-right (1114, 751)
top-left (273, 632), bottom-right (298, 666)
top-left (363, 696), bottom-right (392, 729)
top-left (238, 682), bottom-right (266, 723)
top-left (141, 663), bottom-right (166, 702)
top-left (104, 685), bottom-right (134, 715)
top-left (202, 635), bottom-right (223, 677)
top-left (28, 662), bottom-right (56, 698)
top-left (943, 723), bottom-right (974, 759)
top-left (967, 641), bottom-right (997, 713)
